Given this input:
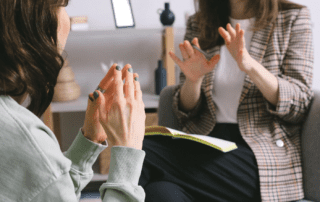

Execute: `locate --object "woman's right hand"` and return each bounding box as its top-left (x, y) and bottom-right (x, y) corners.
top-left (95, 64), bottom-right (146, 150)
top-left (169, 37), bottom-right (220, 83)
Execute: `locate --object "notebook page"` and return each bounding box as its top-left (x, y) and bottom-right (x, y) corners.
top-left (166, 127), bottom-right (187, 135)
top-left (186, 134), bottom-right (235, 148)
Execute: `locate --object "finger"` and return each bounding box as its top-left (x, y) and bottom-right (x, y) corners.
top-left (121, 64), bottom-right (131, 80)
top-left (218, 27), bottom-right (231, 45)
top-left (191, 38), bottom-right (203, 57)
top-left (208, 54), bottom-right (221, 68)
top-left (235, 23), bottom-right (241, 35)
top-left (179, 43), bottom-right (189, 60)
top-left (184, 40), bottom-right (194, 57)
top-left (227, 23), bottom-right (236, 40)
top-left (97, 63), bottom-right (117, 92)
top-left (133, 73), bottom-right (143, 101)
top-left (192, 37), bottom-right (200, 49)
top-left (93, 90), bottom-right (107, 121)
top-left (103, 81), bottom-right (115, 97)
top-left (169, 51), bottom-right (183, 67)
top-left (87, 92), bottom-right (99, 114)
top-left (124, 65), bottom-right (134, 100)
top-left (113, 65), bottom-right (124, 101)
top-left (239, 29), bottom-right (245, 49)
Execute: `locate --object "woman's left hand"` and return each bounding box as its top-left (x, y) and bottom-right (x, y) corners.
top-left (218, 23), bottom-right (253, 73)
top-left (81, 64), bottom-right (119, 144)
top-left (81, 64), bottom-right (129, 144)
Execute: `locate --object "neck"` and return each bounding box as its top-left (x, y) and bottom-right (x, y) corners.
top-left (229, 0), bottom-right (254, 19)
top-left (11, 94), bottom-right (27, 105)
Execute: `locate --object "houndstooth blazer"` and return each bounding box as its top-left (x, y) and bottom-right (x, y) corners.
top-left (172, 7), bottom-right (314, 202)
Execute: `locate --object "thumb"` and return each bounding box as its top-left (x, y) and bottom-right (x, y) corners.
top-left (91, 90), bottom-right (107, 122)
top-left (208, 54), bottom-right (220, 70)
top-left (192, 37), bottom-right (200, 49)
top-left (87, 90), bottom-right (103, 121)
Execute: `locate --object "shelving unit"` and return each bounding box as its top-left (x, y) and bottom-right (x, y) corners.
top-left (51, 93), bottom-right (160, 113)
top-left (65, 27), bottom-right (185, 38)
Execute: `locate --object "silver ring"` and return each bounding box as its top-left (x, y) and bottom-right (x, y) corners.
top-left (96, 86), bottom-right (106, 94)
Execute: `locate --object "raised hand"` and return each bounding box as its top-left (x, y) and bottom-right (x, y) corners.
top-left (169, 37), bottom-right (220, 83)
top-left (218, 23), bottom-right (253, 73)
top-left (97, 65), bottom-right (146, 150)
top-left (82, 64), bottom-right (120, 144)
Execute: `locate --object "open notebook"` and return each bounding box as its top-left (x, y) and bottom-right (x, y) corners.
top-left (145, 126), bottom-right (237, 153)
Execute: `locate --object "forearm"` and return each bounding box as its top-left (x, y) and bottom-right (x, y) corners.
top-left (179, 78), bottom-right (203, 112)
top-left (245, 58), bottom-right (279, 106)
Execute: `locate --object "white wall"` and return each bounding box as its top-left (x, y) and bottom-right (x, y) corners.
top-left (65, 0), bottom-right (320, 91)
top-left (65, 0), bottom-right (195, 30)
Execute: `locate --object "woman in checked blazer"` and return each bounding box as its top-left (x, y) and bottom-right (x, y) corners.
top-left (139, 0), bottom-right (313, 201)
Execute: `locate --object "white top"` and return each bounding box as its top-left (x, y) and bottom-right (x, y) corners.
top-left (212, 17), bottom-right (255, 123)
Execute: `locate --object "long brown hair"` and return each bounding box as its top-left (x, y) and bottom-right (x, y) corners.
top-left (195, 0), bottom-right (304, 50)
top-left (0, 0), bottom-right (69, 117)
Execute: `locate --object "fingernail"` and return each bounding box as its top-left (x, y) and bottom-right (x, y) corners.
top-left (116, 65), bottom-right (121, 71)
top-left (128, 68), bottom-right (133, 73)
top-left (134, 77), bottom-right (139, 81)
top-left (89, 95), bottom-right (94, 102)
top-left (93, 91), bottom-right (99, 100)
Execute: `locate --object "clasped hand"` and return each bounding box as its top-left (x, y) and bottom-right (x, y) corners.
top-left (82, 64), bottom-right (146, 150)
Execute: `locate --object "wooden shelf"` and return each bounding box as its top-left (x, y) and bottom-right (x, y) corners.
top-left (67, 27), bottom-right (186, 39)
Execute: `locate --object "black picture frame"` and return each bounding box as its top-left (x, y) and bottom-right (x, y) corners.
top-left (111, 0), bottom-right (135, 29)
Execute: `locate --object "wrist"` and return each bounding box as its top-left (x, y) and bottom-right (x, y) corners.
top-left (240, 53), bottom-right (255, 75)
top-left (81, 127), bottom-right (106, 144)
top-left (185, 77), bottom-right (203, 87)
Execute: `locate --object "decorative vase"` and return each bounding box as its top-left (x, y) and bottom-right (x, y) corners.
top-left (52, 61), bottom-right (81, 102)
top-left (155, 60), bottom-right (167, 95)
top-left (159, 3), bottom-right (175, 26)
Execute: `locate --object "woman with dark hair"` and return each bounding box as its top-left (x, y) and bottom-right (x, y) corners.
top-left (0, 0), bottom-right (146, 201)
top-left (139, 0), bottom-right (313, 201)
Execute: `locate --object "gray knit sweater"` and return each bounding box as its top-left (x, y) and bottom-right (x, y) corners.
top-left (0, 95), bottom-right (145, 202)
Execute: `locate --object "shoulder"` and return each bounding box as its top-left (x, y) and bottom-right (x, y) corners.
top-left (185, 14), bottom-right (201, 41)
top-left (277, 7), bottom-right (311, 27)
top-left (0, 96), bottom-right (71, 200)
top-left (186, 14), bottom-right (198, 29)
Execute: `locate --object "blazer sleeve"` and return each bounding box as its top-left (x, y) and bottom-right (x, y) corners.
top-left (265, 7), bottom-right (314, 124)
top-left (172, 15), bottom-right (206, 127)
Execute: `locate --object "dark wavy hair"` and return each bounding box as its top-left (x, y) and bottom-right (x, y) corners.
top-left (195, 0), bottom-right (304, 50)
top-left (0, 0), bottom-right (69, 117)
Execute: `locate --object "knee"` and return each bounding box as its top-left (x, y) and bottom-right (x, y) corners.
top-left (144, 181), bottom-right (193, 202)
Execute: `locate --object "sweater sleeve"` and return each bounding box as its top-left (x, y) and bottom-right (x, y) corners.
top-left (31, 145), bottom-right (146, 202)
top-left (31, 129), bottom-right (108, 202)
top-left (264, 7), bottom-right (314, 124)
top-left (99, 147), bottom-right (146, 202)
top-left (62, 129), bottom-right (108, 200)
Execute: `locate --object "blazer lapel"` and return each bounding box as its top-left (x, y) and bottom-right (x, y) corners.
top-left (238, 23), bottom-right (274, 105)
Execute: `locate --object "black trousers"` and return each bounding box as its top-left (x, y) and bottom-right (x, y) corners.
top-left (139, 124), bottom-right (261, 202)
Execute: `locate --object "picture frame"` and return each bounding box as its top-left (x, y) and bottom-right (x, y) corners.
top-left (111, 0), bottom-right (135, 28)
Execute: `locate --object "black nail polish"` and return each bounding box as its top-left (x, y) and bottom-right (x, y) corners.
top-left (134, 77), bottom-right (139, 81)
top-left (116, 66), bottom-right (121, 71)
top-left (128, 68), bottom-right (133, 73)
top-left (89, 95), bottom-right (94, 102)
top-left (93, 91), bottom-right (99, 100)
